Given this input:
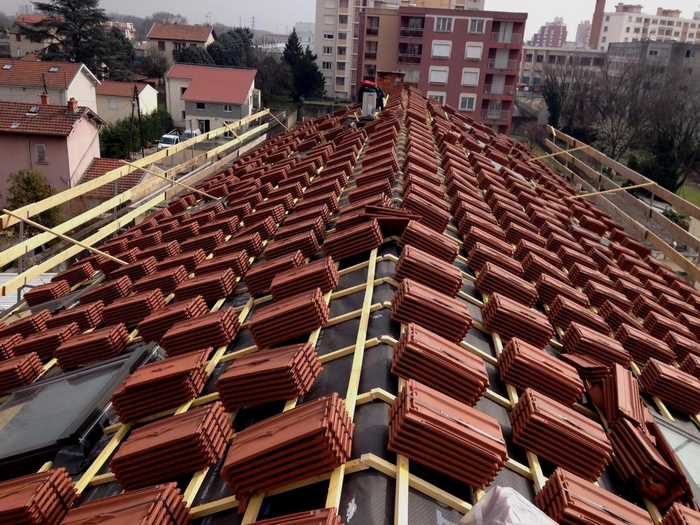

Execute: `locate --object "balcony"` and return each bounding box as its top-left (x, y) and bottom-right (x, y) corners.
top-left (398, 53), bottom-right (421, 64)
top-left (487, 59), bottom-right (520, 71)
top-left (484, 84), bottom-right (515, 96)
top-left (481, 109), bottom-right (507, 122)
top-left (491, 31), bottom-right (524, 44)
top-left (366, 27), bottom-right (379, 36)
top-left (364, 52), bottom-right (377, 60)
top-left (400, 27), bottom-right (424, 38)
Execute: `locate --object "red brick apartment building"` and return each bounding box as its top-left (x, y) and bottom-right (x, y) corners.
top-left (356, 5), bottom-right (526, 133)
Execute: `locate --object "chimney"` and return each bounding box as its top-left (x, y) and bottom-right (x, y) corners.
top-left (67, 97), bottom-right (78, 113)
top-left (40, 93), bottom-right (48, 105)
top-left (589, 0), bottom-right (606, 49)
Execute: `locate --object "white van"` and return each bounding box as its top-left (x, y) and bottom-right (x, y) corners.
top-left (157, 133), bottom-right (180, 150)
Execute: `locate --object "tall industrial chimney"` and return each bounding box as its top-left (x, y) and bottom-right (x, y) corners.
top-left (589, 0), bottom-right (606, 49)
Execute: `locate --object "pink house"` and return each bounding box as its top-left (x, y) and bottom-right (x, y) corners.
top-left (0, 98), bottom-right (103, 207)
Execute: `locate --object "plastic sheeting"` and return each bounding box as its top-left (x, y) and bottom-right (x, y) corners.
top-left (460, 487), bottom-right (557, 525)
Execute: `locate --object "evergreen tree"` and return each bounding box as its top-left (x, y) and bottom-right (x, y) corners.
top-left (282, 29), bottom-right (303, 68)
top-left (208, 28), bottom-right (255, 67)
top-left (101, 27), bottom-right (136, 80)
top-left (19, 0), bottom-right (107, 72)
top-left (7, 170), bottom-right (61, 228)
top-left (174, 46), bottom-right (214, 65)
top-left (283, 31), bottom-right (324, 101)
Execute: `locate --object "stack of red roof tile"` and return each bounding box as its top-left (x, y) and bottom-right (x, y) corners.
top-left (138, 296), bottom-right (209, 343)
top-left (247, 509), bottom-right (344, 525)
top-left (79, 276), bottom-right (133, 305)
top-left (0, 468), bottom-right (77, 524)
top-left (0, 310), bottom-right (51, 338)
top-left (482, 293), bottom-right (553, 348)
top-left (110, 402), bottom-right (232, 490)
top-left (103, 289), bottom-right (166, 329)
top-left (548, 295), bottom-right (610, 333)
top-left (395, 245), bottom-right (462, 297)
top-left (389, 379), bottom-right (507, 488)
top-left (535, 274), bottom-right (589, 307)
top-left (61, 483), bottom-right (188, 525)
top-left (583, 281), bottom-right (631, 310)
top-left (598, 364), bottom-right (647, 427)
top-left (111, 349), bottom-right (209, 422)
top-left (244, 251), bottom-right (305, 296)
top-left (0, 353), bottom-right (43, 393)
top-left (162, 222), bottom-right (199, 243)
top-left (680, 353), bottom-right (700, 380)
top-left (109, 256), bottom-right (158, 282)
top-left (665, 331), bottom-right (700, 361)
top-left (173, 268), bottom-right (237, 303)
top-left (161, 308), bottom-right (239, 356)
top-left (499, 338), bottom-right (584, 405)
top-left (392, 323), bottom-right (488, 405)
top-left (135, 240), bottom-right (182, 262)
top-left (0, 333), bottom-right (22, 359)
top-left (55, 323), bottom-right (130, 370)
top-left (156, 249), bottom-right (207, 273)
top-left (52, 261), bottom-right (96, 286)
top-left (180, 231), bottom-right (226, 254)
top-left (391, 279), bottom-right (471, 343)
top-left (249, 288), bottom-right (329, 348)
top-left (195, 251), bottom-right (250, 277)
top-left (133, 265), bottom-right (188, 294)
top-left (13, 322), bottom-right (80, 361)
top-left (562, 322), bottom-right (631, 367)
top-left (615, 323), bottom-right (675, 364)
top-left (323, 219), bottom-right (383, 261)
top-left (643, 311), bottom-right (697, 341)
top-left (511, 388), bottom-right (612, 480)
top-left (270, 257), bottom-right (339, 300)
top-left (221, 394), bottom-right (353, 510)
top-left (536, 468), bottom-right (653, 525)
top-left (599, 300), bottom-right (642, 331)
top-left (401, 220), bottom-right (459, 262)
top-left (217, 342), bottom-right (321, 410)
top-left (47, 301), bottom-right (105, 332)
top-left (639, 359), bottom-right (700, 415)
top-left (661, 503), bottom-right (700, 525)
top-left (679, 313), bottom-right (700, 340)
top-left (475, 263), bottom-right (537, 307)
top-left (23, 280), bottom-right (71, 306)
top-left (264, 231), bottom-right (320, 260)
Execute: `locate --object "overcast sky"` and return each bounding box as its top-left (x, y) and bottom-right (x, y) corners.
top-left (4, 0), bottom-right (700, 37)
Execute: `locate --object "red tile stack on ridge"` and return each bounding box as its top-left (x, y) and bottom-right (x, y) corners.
top-left (270, 257), bottom-right (339, 300)
top-left (173, 268), bottom-right (238, 303)
top-left (13, 322), bottom-right (80, 362)
top-left (643, 311), bottom-right (697, 342)
top-left (596, 364), bottom-right (648, 429)
top-left (0, 333), bottom-right (23, 360)
top-left (678, 313), bottom-right (700, 340)
top-left (392, 323), bottom-right (488, 406)
top-left (132, 265), bottom-right (188, 295)
top-left (217, 342), bottom-right (321, 411)
top-left (482, 292), bottom-right (553, 348)
top-left (615, 323), bottom-right (676, 365)
top-left (468, 242), bottom-right (523, 277)
top-left (661, 503), bottom-right (700, 525)
top-left (599, 300), bottom-right (642, 332)
top-left (536, 468), bottom-right (653, 524)
top-left (23, 280), bottom-right (71, 307)
top-left (401, 220), bottom-right (459, 263)
top-left (244, 251), bottom-right (305, 297)
top-left (247, 509), bottom-right (345, 525)
top-left (52, 261), bottom-right (96, 287)
top-left (389, 379), bottom-right (507, 488)
top-left (102, 289), bottom-right (166, 329)
top-left (396, 245), bottom-right (462, 297)
top-left (249, 288), bottom-right (329, 348)
top-left (499, 338), bottom-right (584, 406)
top-left (108, 256), bottom-right (158, 282)
top-left (511, 388), bottom-right (613, 480)
top-left (535, 274), bottom-right (589, 308)
top-left (215, 232), bottom-right (264, 258)
top-left (61, 482), bottom-right (188, 525)
top-left (475, 262), bottom-right (537, 307)
top-left (79, 276), bottom-right (133, 306)
top-left (55, 323), bottom-right (130, 370)
top-left (48, 301), bottom-right (105, 332)
top-left (0, 353), bottom-right (43, 393)
top-left (195, 250), bottom-right (250, 277)
top-left (111, 349), bottom-right (209, 422)
top-left (0, 310), bottom-right (51, 338)
top-left (110, 402), bottom-right (232, 490)
top-left (160, 308), bottom-right (239, 356)
top-left (639, 359), bottom-right (700, 415)
top-left (0, 468), bottom-right (77, 524)
top-left (391, 278), bottom-right (472, 343)
top-left (138, 295), bottom-right (209, 343)
top-left (548, 294), bottom-right (610, 334)
top-left (221, 394), bottom-right (353, 511)
top-left (156, 248), bottom-right (207, 273)
top-left (563, 321), bottom-right (631, 367)
top-left (323, 219), bottom-right (383, 262)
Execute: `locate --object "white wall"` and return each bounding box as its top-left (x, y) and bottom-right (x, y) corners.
top-left (165, 76), bottom-right (190, 128)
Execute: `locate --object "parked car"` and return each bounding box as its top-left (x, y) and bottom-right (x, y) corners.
top-left (181, 128), bottom-right (202, 141)
top-left (157, 133), bottom-right (180, 150)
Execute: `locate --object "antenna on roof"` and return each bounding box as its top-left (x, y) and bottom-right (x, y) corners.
top-left (41, 73), bottom-right (48, 95)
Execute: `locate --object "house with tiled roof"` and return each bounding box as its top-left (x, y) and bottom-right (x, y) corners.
top-left (165, 64), bottom-right (259, 132)
top-left (96, 80), bottom-right (158, 125)
top-left (7, 14), bottom-right (62, 59)
top-left (0, 58), bottom-right (99, 112)
top-left (0, 98), bottom-right (103, 207)
top-left (78, 157), bottom-right (145, 201)
top-left (146, 23), bottom-right (215, 63)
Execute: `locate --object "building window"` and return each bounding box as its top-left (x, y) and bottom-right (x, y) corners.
top-left (196, 102), bottom-right (206, 110)
top-left (322, 61), bottom-right (332, 70)
top-left (469, 18), bottom-right (485, 33)
top-left (323, 33), bottom-right (334, 39)
top-left (158, 41), bottom-right (165, 51)
top-left (401, 69), bottom-right (420, 83)
top-left (465, 42), bottom-right (483, 60)
top-left (434, 17), bottom-right (453, 33)
top-left (429, 66), bottom-right (449, 84)
top-left (35, 144), bottom-right (47, 164)
top-left (426, 91), bottom-right (446, 104)
top-left (338, 15), bottom-right (348, 25)
top-left (337, 61), bottom-right (346, 71)
top-left (364, 64), bottom-right (377, 78)
top-left (461, 67), bottom-right (479, 86)
top-left (431, 40), bottom-right (451, 58)
top-left (459, 93), bottom-right (476, 112)
top-left (365, 41), bottom-right (378, 59)
top-left (603, 26), bottom-right (608, 32)
top-left (626, 27), bottom-right (630, 32)
top-left (180, 86), bottom-right (187, 97)
top-left (338, 32), bottom-right (347, 40)
top-left (337, 46), bottom-right (347, 56)
top-left (525, 53), bottom-right (533, 62)
top-left (323, 46), bottom-right (333, 54)
top-left (605, 15), bottom-right (610, 21)
top-left (223, 104), bottom-right (233, 112)
top-left (367, 16), bottom-right (380, 36)
top-left (536, 54), bottom-right (544, 63)
top-left (336, 76), bottom-right (345, 86)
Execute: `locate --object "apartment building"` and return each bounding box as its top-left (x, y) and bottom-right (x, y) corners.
top-left (519, 45), bottom-right (606, 91)
top-left (594, 3), bottom-right (700, 51)
top-left (315, 0), bottom-right (484, 100)
top-left (576, 20), bottom-right (592, 48)
top-left (354, 4), bottom-right (526, 133)
top-left (146, 23), bottom-right (215, 65)
top-left (607, 41), bottom-right (700, 83)
top-left (531, 18), bottom-right (568, 48)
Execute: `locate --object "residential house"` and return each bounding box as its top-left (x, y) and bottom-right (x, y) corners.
top-left (96, 80), bottom-right (158, 125)
top-left (0, 58), bottom-right (99, 112)
top-left (104, 20), bottom-right (136, 41)
top-left (520, 45), bottom-right (606, 91)
top-left (0, 99), bottom-right (103, 207)
top-left (146, 23), bottom-right (215, 64)
top-left (165, 64), bottom-right (259, 132)
top-left (8, 14), bottom-right (60, 58)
